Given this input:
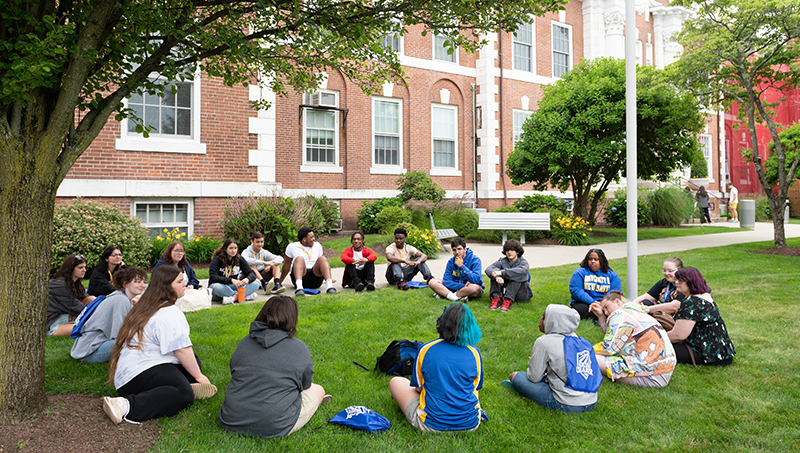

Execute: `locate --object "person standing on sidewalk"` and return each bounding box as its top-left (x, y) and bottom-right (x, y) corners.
top-left (696, 186), bottom-right (712, 224)
top-left (728, 183), bottom-right (739, 222)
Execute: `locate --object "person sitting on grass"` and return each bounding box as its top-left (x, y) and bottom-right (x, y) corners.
top-left (340, 231), bottom-right (377, 292)
top-left (428, 237), bottom-right (484, 302)
top-left (385, 227), bottom-right (434, 290)
top-left (103, 265), bottom-right (217, 425)
top-left (88, 245), bottom-right (127, 297)
top-left (153, 241), bottom-right (201, 290)
top-left (71, 267), bottom-right (147, 363)
top-left (502, 304), bottom-right (597, 413)
top-left (569, 248), bottom-right (621, 320)
top-left (389, 302), bottom-right (486, 432)
top-left (242, 231), bottom-right (285, 295)
top-left (669, 267), bottom-right (735, 367)
top-left (209, 238), bottom-right (260, 305)
top-left (47, 254), bottom-right (96, 336)
top-left (281, 227), bottom-right (337, 297)
top-left (632, 257), bottom-right (685, 308)
top-left (590, 291), bottom-right (676, 387)
top-left (218, 295), bottom-right (331, 439)
top-left (484, 239), bottom-right (532, 312)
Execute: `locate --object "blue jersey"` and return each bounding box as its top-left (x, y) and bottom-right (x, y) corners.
top-left (569, 267), bottom-right (621, 306)
top-left (410, 339), bottom-right (483, 431)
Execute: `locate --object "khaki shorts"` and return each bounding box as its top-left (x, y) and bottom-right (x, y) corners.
top-left (289, 388), bottom-right (320, 434)
top-left (403, 397), bottom-right (480, 433)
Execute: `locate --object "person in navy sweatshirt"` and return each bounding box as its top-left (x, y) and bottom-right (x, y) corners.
top-left (428, 237), bottom-right (484, 302)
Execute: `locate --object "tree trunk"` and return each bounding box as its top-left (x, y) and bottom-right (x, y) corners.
top-left (0, 137), bottom-right (59, 421)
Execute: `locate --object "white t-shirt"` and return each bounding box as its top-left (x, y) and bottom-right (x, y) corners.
top-left (285, 242), bottom-right (323, 269)
top-left (114, 305), bottom-right (192, 389)
top-left (353, 250), bottom-right (364, 270)
top-left (730, 186), bottom-right (739, 203)
top-left (385, 243), bottom-right (420, 269)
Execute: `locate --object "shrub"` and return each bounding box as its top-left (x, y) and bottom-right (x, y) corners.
top-left (690, 147), bottom-right (708, 178)
top-left (52, 198), bottom-right (151, 274)
top-left (405, 228), bottom-right (440, 259)
top-left (604, 196), bottom-right (651, 227)
top-left (221, 196), bottom-right (298, 255)
top-left (357, 197), bottom-right (403, 233)
top-left (645, 186), bottom-right (695, 227)
top-left (375, 205), bottom-right (412, 234)
top-left (150, 227), bottom-right (187, 264)
top-left (754, 196), bottom-right (772, 221)
top-left (297, 195), bottom-right (340, 236)
top-left (396, 171), bottom-right (445, 203)
top-left (514, 194), bottom-right (570, 216)
top-left (444, 208), bottom-right (479, 238)
top-left (185, 236), bottom-right (222, 263)
top-left (552, 215), bottom-right (591, 246)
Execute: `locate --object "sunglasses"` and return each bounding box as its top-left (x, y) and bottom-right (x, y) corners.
top-left (75, 255), bottom-right (86, 261)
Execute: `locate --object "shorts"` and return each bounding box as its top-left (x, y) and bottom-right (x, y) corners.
top-left (47, 313), bottom-right (71, 336)
top-left (403, 397), bottom-right (479, 433)
top-left (291, 268), bottom-right (325, 290)
top-left (730, 202), bottom-right (738, 211)
top-left (622, 371), bottom-right (673, 388)
top-left (289, 388), bottom-right (321, 434)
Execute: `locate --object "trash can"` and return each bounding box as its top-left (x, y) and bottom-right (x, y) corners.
top-left (739, 199), bottom-right (755, 228)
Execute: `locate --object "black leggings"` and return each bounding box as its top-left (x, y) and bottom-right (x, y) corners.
top-left (672, 343), bottom-right (733, 366)
top-left (572, 302), bottom-right (598, 321)
top-left (117, 356), bottom-right (201, 422)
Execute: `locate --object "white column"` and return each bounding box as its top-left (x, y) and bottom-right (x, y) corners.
top-left (475, 33), bottom-right (500, 197)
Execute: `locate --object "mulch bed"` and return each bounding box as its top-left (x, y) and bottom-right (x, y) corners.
top-left (0, 394), bottom-right (160, 453)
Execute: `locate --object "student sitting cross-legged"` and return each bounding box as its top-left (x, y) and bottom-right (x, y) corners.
top-left (242, 231), bottom-right (286, 295)
top-left (340, 231), bottom-right (377, 292)
top-left (281, 227), bottom-right (336, 297)
top-left (209, 238), bottom-right (260, 305)
top-left (385, 227), bottom-right (434, 290)
top-left (428, 237), bottom-right (484, 302)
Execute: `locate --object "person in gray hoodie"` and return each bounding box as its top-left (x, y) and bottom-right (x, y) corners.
top-left (218, 296), bottom-right (330, 439)
top-left (502, 304), bottom-right (597, 412)
top-left (484, 239), bottom-right (532, 311)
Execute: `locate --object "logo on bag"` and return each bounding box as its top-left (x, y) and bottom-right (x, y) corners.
top-left (345, 406), bottom-right (369, 419)
top-left (576, 350), bottom-right (593, 379)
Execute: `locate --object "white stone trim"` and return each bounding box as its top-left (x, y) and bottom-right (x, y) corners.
top-left (57, 179), bottom-right (281, 198)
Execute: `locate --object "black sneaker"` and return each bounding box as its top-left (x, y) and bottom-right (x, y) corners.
top-left (295, 288), bottom-right (305, 297)
top-left (366, 283), bottom-right (375, 291)
top-left (271, 282), bottom-right (285, 294)
top-left (355, 283), bottom-right (365, 292)
top-left (326, 287), bottom-right (338, 294)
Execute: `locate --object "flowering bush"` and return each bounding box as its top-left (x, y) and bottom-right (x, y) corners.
top-left (150, 227), bottom-right (187, 264)
top-left (552, 215), bottom-right (591, 246)
top-left (604, 196), bottom-right (651, 227)
top-left (514, 194), bottom-right (571, 216)
top-left (404, 228), bottom-right (440, 259)
top-left (357, 197), bottom-right (403, 233)
top-left (149, 228), bottom-right (221, 264)
top-left (52, 198), bottom-right (151, 274)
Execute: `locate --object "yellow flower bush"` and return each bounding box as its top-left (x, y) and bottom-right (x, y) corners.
top-left (552, 215), bottom-right (591, 246)
top-left (405, 228), bottom-right (440, 258)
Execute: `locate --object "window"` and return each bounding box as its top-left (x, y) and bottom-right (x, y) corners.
top-left (434, 34), bottom-right (457, 63)
top-left (552, 24), bottom-right (571, 78)
top-left (513, 110), bottom-right (532, 148)
top-left (302, 90), bottom-right (339, 168)
top-left (646, 43), bottom-right (653, 66)
top-left (636, 40), bottom-right (643, 65)
top-left (381, 32), bottom-right (401, 53)
top-left (513, 22), bottom-right (534, 72)
top-left (373, 98), bottom-right (402, 168)
top-left (432, 105), bottom-right (457, 168)
top-left (134, 201), bottom-right (191, 239)
top-left (699, 134), bottom-right (713, 179)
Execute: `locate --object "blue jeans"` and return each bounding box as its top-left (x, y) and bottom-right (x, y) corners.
top-left (511, 372), bottom-right (596, 413)
top-left (210, 281), bottom-right (260, 300)
top-left (81, 339), bottom-right (115, 363)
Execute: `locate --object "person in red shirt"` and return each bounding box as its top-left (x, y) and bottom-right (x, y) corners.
top-left (340, 232), bottom-right (377, 292)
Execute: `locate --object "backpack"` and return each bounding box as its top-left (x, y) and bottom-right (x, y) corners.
top-left (375, 339), bottom-right (422, 376)
top-left (69, 295), bottom-right (106, 339)
top-left (562, 335), bottom-right (602, 393)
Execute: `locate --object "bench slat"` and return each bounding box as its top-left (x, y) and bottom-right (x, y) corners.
top-left (478, 212), bottom-right (551, 245)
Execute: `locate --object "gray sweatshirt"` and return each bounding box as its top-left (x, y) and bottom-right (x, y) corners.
top-left (526, 304), bottom-right (598, 407)
top-left (241, 244), bottom-right (284, 271)
top-left (218, 321), bottom-right (313, 439)
top-left (70, 290), bottom-right (132, 360)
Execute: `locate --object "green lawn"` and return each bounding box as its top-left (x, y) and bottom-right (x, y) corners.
top-left (47, 237), bottom-right (800, 452)
top-left (587, 225), bottom-right (751, 245)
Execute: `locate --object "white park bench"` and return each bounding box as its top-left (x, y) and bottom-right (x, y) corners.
top-left (429, 214), bottom-right (458, 251)
top-left (478, 212), bottom-right (550, 245)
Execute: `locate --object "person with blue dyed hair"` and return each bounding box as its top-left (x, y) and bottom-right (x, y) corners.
top-left (389, 302), bottom-right (486, 432)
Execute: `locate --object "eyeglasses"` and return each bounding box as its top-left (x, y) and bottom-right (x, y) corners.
top-left (662, 268), bottom-right (677, 273)
top-left (110, 253), bottom-right (123, 257)
top-left (173, 250), bottom-right (186, 255)
top-left (75, 255), bottom-right (86, 261)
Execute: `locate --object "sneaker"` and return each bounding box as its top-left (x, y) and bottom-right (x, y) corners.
top-left (103, 396), bottom-right (128, 425)
top-left (501, 380), bottom-right (513, 389)
top-left (271, 282), bottom-right (285, 294)
top-left (366, 283), bottom-right (375, 291)
top-left (458, 296), bottom-right (470, 303)
top-left (191, 383), bottom-right (218, 400)
top-left (355, 283), bottom-right (365, 292)
top-left (263, 280), bottom-right (274, 294)
top-left (321, 394), bottom-right (333, 405)
top-left (295, 288), bottom-right (305, 297)
top-left (433, 293), bottom-right (443, 299)
top-left (222, 295), bottom-right (235, 305)
top-left (326, 287), bottom-right (337, 294)
top-left (500, 298), bottom-right (513, 312)
top-left (425, 275), bottom-right (434, 284)
top-left (245, 292), bottom-right (256, 301)
top-left (398, 281), bottom-right (409, 291)
top-left (489, 294), bottom-right (501, 310)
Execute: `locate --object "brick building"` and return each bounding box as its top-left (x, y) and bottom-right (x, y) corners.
top-left (59, 0), bottom-right (725, 237)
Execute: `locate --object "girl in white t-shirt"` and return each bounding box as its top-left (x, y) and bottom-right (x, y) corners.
top-left (102, 265), bottom-right (218, 424)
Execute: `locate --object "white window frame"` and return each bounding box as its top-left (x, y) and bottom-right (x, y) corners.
top-left (430, 104), bottom-right (461, 176)
top-left (380, 21), bottom-right (404, 56)
top-left (646, 42), bottom-right (653, 66)
top-left (513, 21), bottom-right (535, 72)
top-left (433, 33), bottom-right (458, 64)
top-left (636, 40), bottom-right (643, 65)
top-left (132, 199), bottom-right (194, 239)
top-left (551, 22), bottom-right (572, 78)
top-left (301, 89), bottom-right (343, 173)
top-left (116, 69), bottom-right (206, 154)
top-left (371, 97), bottom-right (405, 174)
top-left (513, 109), bottom-right (533, 149)
top-left (699, 134), bottom-right (714, 181)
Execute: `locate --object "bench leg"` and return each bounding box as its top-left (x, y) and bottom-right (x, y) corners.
top-left (502, 231), bottom-right (507, 245)
top-left (521, 231), bottom-right (526, 246)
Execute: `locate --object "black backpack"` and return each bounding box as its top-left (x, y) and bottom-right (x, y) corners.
top-left (374, 339), bottom-right (422, 376)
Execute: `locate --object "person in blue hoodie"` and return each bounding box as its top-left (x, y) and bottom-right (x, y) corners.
top-left (569, 248), bottom-right (621, 320)
top-left (428, 238), bottom-right (484, 302)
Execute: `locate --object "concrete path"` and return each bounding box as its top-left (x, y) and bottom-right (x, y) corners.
top-left (200, 221), bottom-right (799, 305)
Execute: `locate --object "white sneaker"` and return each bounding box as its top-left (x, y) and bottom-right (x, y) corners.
top-left (191, 383), bottom-right (218, 400)
top-left (222, 295), bottom-right (235, 305)
top-left (245, 292), bottom-right (256, 301)
top-left (103, 396), bottom-right (128, 425)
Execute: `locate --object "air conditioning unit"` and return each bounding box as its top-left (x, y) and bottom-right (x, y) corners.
top-left (307, 91), bottom-right (335, 107)
top-left (309, 91), bottom-right (322, 106)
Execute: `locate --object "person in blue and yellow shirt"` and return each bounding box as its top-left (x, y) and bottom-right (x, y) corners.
top-left (428, 238), bottom-right (484, 302)
top-left (389, 302), bottom-right (486, 432)
top-left (569, 248), bottom-right (621, 320)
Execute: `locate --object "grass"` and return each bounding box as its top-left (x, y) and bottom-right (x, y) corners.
top-left (45, 236), bottom-right (800, 452)
top-left (587, 225), bottom-right (750, 245)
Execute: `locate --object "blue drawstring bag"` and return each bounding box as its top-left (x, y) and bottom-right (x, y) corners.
top-left (329, 406), bottom-right (391, 433)
top-left (405, 281), bottom-right (428, 289)
top-left (303, 288), bottom-right (321, 295)
top-left (70, 295), bottom-right (106, 339)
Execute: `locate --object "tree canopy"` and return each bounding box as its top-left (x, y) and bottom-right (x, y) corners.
top-left (0, 0), bottom-right (568, 421)
top-left (506, 57), bottom-right (706, 223)
top-left (668, 0), bottom-right (800, 246)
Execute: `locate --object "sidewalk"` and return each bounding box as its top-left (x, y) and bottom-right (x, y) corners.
top-left (201, 221), bottom-right (799, 304)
